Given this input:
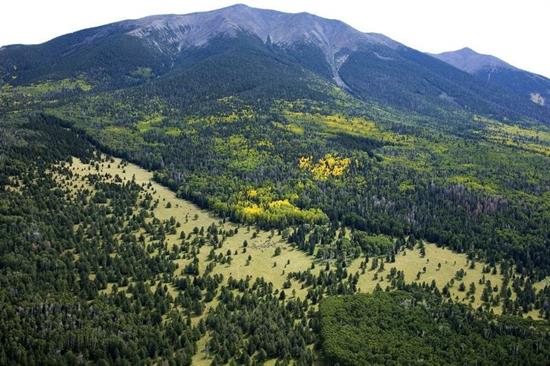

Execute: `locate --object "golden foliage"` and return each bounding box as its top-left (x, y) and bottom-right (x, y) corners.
top-left (242, 205), bottom-right (264, 217)
top-left (268, 199), bottom-right (292, 208)
top-left (237, 189), bottom-right (327, 224)
top-left (299, 153), bottom-right (351, 180)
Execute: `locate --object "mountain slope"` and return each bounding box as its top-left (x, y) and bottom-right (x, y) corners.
top-left (433, 47), bottom-right (550, 108)
top-left (339, 44), bottom-right (548, 121)
top-left (0, 26), bottom-right (170, 86)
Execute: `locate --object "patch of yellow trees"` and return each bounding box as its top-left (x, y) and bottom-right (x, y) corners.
top-left (299, 153), bottom-right (351, 180)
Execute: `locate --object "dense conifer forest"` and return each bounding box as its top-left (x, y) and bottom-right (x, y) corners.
top-left (320, 289), bottom-right (550, 366)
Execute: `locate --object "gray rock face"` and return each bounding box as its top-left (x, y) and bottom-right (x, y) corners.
top-left (118, 4), bottom-right (400, 86)
top-left (126, 4), bottom-right (398, 50)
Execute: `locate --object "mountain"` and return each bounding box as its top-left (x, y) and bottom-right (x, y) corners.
top-left (124, 4), bottom-right (399, 89)
top-left (0, 4), bottom-right (398, 89)
top-left (1, 4), bottom-right (549, 123)
top-left (432, 47), bottom-right (550, 107)
top-left (2, 5), bottom-right (550, 365)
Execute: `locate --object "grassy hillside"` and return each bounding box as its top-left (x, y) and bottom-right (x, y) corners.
top-left (0, 117), bottom-right (319, 364)
top-left (68, 154), bottom-right (547, 320)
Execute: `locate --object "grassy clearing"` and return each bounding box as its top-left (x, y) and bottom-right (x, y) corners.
top-left (62, 155), bottom-right (544, 366)
top-left (191, 334), bottom-right (211, 366)
top-left (68, 156), bottom-right (316, 297)
top-left (350, 242), bottom-right (550, 320)
top-left (68, 156), bottom-right (544, 320)
top-left (67, 156), bottom-right (319, 364)
top-left (349, 244), bottom-right (508, 312)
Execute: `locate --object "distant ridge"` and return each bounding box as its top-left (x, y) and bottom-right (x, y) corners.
top-left (432, 47), bottom-right (550, 107)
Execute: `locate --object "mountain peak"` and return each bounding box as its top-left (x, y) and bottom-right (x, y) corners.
top-left (431, 47), bottom-right (515, 74)
top-left (224, 3), bottom-right (249, 9)
top-left (125, 4), bottom-right (400, 50)
top-left (456, 47), bottom-right (476, 54)
top-left (431, 47), bottom-right (550, 107)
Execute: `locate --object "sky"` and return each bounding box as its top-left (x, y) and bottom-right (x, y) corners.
top-left (1, 0), bottom-right (549, 77)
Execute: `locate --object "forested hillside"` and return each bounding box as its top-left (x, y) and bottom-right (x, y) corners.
top-left (43, 82), bottom-right (550, 281)
top-left (432, 47), bottom-right (550, 108)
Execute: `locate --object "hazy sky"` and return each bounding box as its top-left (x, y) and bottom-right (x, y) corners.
top-left (2, 0), bottom-right (549, 77)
